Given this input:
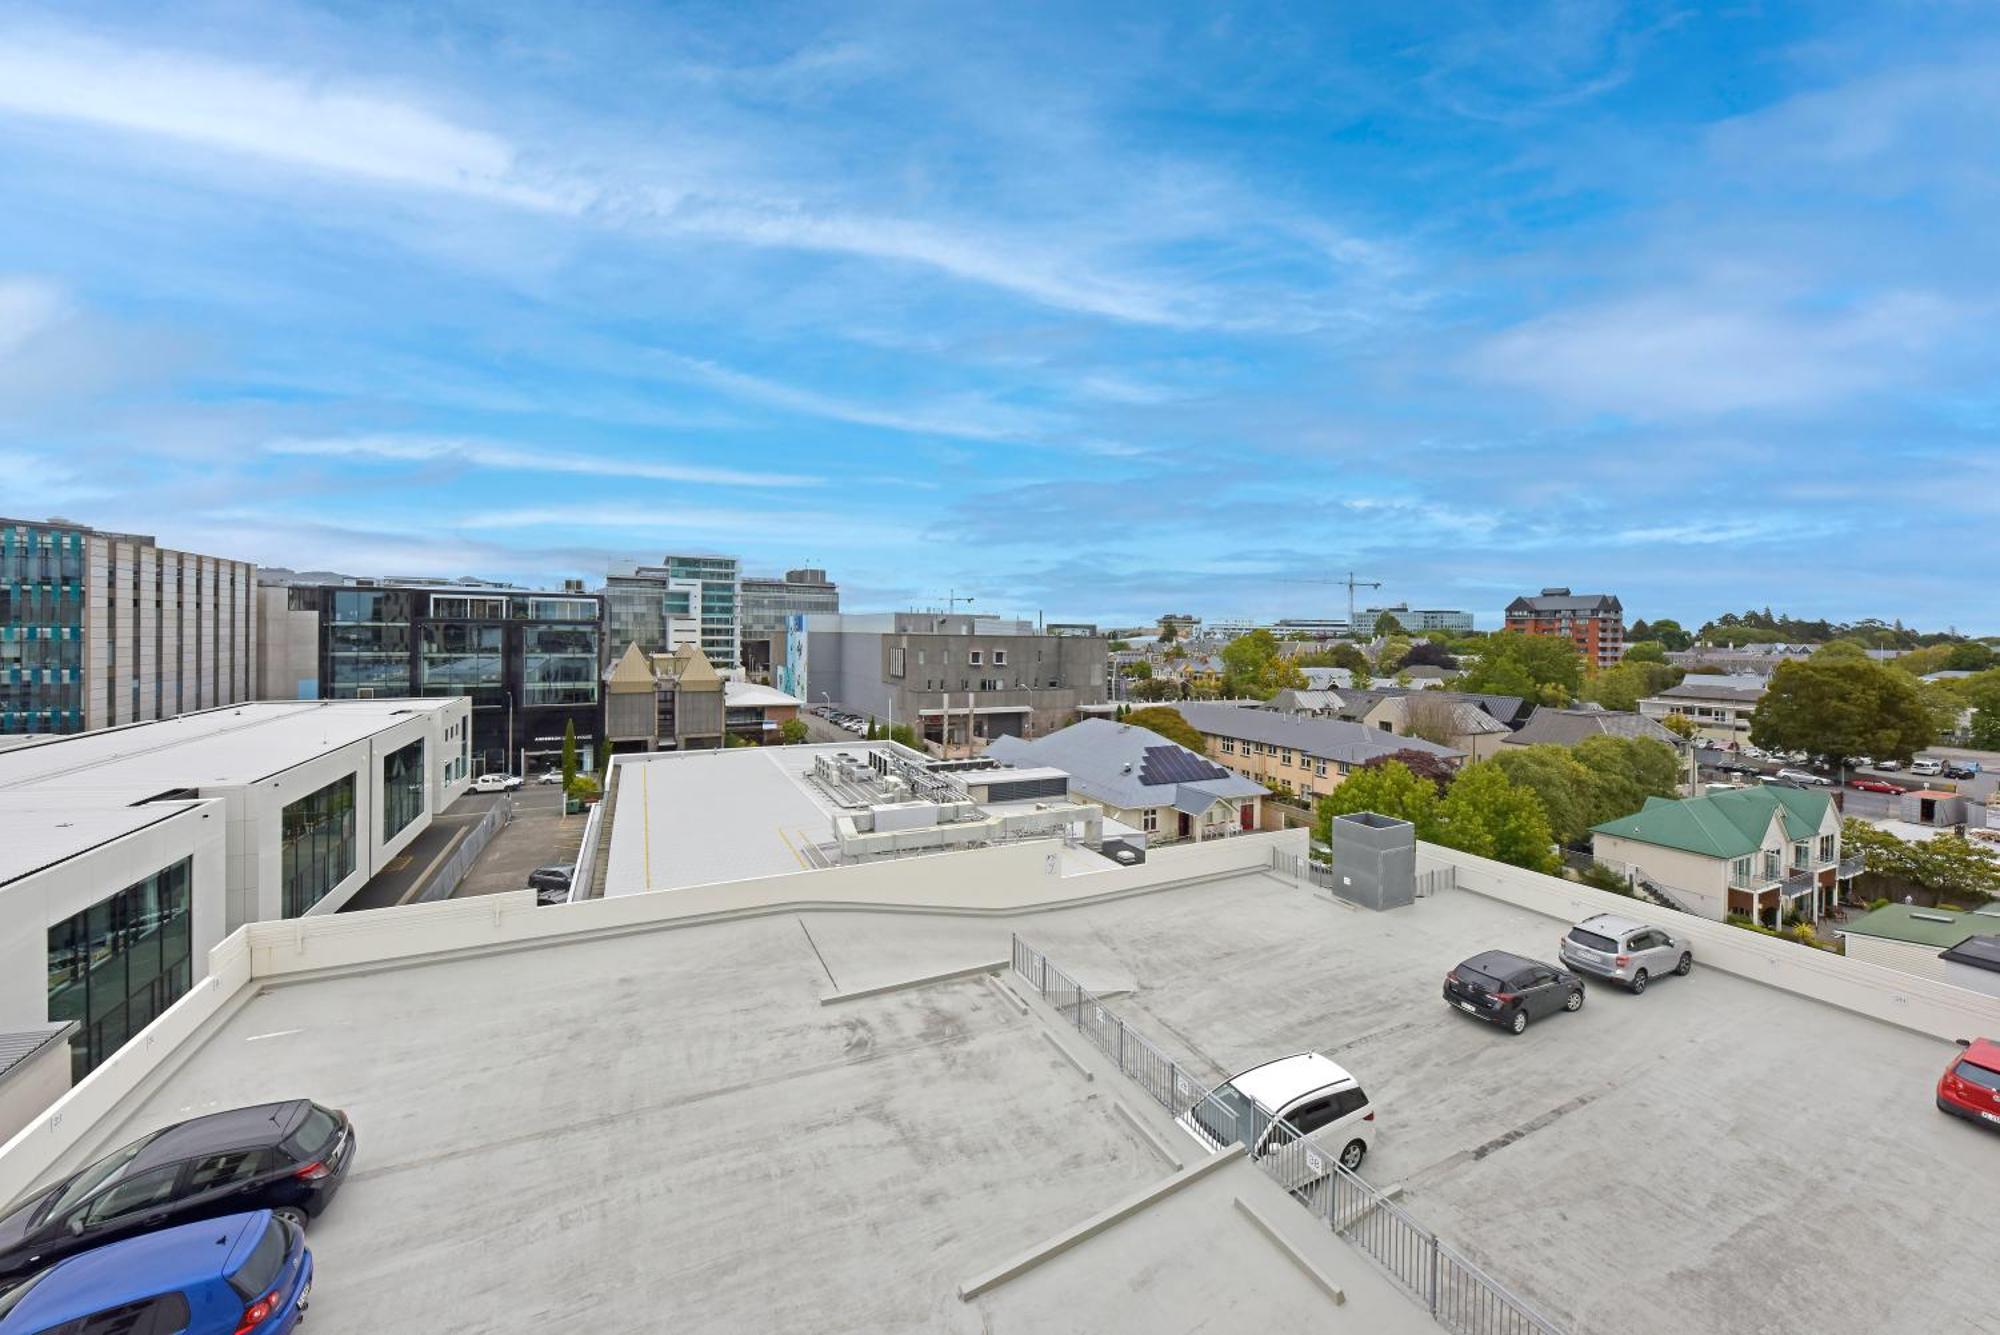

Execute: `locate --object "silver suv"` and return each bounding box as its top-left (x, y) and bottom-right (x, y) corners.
top-left (1558, 913), bottom-right (1692, 994)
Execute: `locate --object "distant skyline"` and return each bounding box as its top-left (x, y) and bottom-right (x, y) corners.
top-left (2, 3), bottom-right (1994, 631)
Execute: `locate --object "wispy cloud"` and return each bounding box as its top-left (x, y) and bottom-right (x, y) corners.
top-left (265, 434), bottom-right (822, 488)
top-left (0, 276), bottom-right (64, 357)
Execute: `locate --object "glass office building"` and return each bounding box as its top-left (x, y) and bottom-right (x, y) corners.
top-left (47, 858), bottom-right (195, 1080)
top-left (602, 555), bottom-right (740, 667)
top-left (1, 522), bottom-right (87, 733)
top-left (382, 738), bottom-right (426, 841)
top-left (281, 774), bottom-right (357, 918)
top-left (287, 581), bottom-right (603, 776)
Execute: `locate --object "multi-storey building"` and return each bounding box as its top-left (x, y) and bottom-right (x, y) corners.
top-left (258, 576), bottom-right (603, 777)
top-left (1503, 587), bottom-right (1623, 667)
top-left (1361, 604), bottom-right (1476, 633)
top-left (740, 568), bottom-right (838, 679)
top-left (1637, 674), bottom-right (1768, 745)
top-left (601, 554), bottom-right (742, 668)
top-left (789, 612), bottom-right (1109, 746)
top-left (0, 517), bottom-right (256, 736)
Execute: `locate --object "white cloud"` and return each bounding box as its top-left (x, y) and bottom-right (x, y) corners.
top-left (452, 502), bottom-right (901, 546)
top-left (0, 277), bottom-right (65, 358)
top-left (265, 434), bottom-right (821, 488)
top-left (1468, 289), bottom-right (1964, 417)
top-left (0, 30), bottom-right (579, 211)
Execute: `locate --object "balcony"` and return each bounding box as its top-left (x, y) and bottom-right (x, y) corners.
top-left (1837, 854), bottom-right (1866, 879)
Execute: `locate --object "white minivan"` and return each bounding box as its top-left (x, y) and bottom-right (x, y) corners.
top-left (1176, 1051), bottom-right (1374, 1183)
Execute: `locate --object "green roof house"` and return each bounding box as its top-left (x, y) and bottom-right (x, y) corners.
top-left (1590, 785), bottom-right (1858, 926)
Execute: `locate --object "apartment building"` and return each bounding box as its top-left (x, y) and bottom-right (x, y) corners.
top-left (1637, 674), bottom-right (1769, 745)
top-left (1, 517), bottom-right (256, 736)
top-left (1503, 587), bottom-right (1624, 668)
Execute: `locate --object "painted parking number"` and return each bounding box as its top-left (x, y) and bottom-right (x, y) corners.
top-left (1305, 1150), bottom-right (1325, 1175)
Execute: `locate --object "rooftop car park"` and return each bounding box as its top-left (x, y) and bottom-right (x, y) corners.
top-left (6, 832), bottom-right (1996, 1335)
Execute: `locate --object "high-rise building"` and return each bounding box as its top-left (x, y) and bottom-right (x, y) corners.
top-left (1362, 604), bottom-right (1476, 633)
top-left (0, 517), bottom-right (256, 736)
top-left (601, 554), bottom-right (741, 667)
top-left (1503, 587), bottom-right (1623, 667)
top-left (257, 574), bottom-right (603, 776)
top-left (739, 568), bottom-right (838, 679)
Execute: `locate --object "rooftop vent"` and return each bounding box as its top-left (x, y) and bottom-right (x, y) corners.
top-left (1912, 912), bottom-right (1956, 923)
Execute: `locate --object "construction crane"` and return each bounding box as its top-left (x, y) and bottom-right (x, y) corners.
top-left (1276, 571), bottom-right (1382, 636)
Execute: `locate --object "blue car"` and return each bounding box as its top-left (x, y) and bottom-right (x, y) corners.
top-left (0, 1209), bottom-right (310, 1334)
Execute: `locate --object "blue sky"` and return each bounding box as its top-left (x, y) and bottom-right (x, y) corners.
top-left (1, 2), bottom-right (1994, 631)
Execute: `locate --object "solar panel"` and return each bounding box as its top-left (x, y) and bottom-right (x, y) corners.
top-left (1139, 745), bottom-right (1228, 787)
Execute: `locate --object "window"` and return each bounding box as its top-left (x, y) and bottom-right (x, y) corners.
top-left (1315, 761), bottom-right (1328, 776)
top-left (228, 1216), bottom-right (290, 1302)
top-left (1142, 809), bottom-right (1159, 833)
top-left (1819, 833), bottom-right (1836, 861)
top-left (969, 650), bottom-right (982, 665)
top-left (382, 738), bottom-right (426, 840)
top-left (1763, 849), bottom-right (1781, 880)
top-left (1281, 749), bottom-right (1293, 766)
top-left (527, 597), bottom-right (598, 621)
top-left (522, 625), bottom-right (599, 705)
top-left (1286, 1097), bottom-right (1340, 1134)
top-left (81, 1165), bottom-right (181, 1225)
top-left (1220, 739), bottom-right (1235, 754)
top-left (1378, 720), bottom-right (1393, 732)
top-left (889, 646), bottom-right (906, 678)
top-left (1791, 841), bottom-right (1809, 868)
top-left (993, 649), bottom-right (1007, 666)
top-left (49, 1294), bottom-right (191, 1335)
top-left (47, 859), bottom-right (193, 1081)
top-left (1328, 1087), bottom-right (1370, 1119)
top-left (281, 775), bottom-right (356, 917)
top-left (187, 1149), bottom-right (267, 1193)
top-left (282, 1106), bottom-right (339, 1162)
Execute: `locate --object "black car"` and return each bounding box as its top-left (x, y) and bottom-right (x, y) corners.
top-left (1443, 950), bottom-right (1585, 1035)
top-left (529, 864), bottom-right (574, 906)
top-left (1944, 764), bottom-right (1977, 781)
top-left (0, 1101), bottom-right (353, 1289)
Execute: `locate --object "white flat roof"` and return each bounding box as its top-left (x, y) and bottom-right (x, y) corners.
top-left (0, 794), bottom-right (216, 888)
top-left (0, 700), bottom-right (460, 799)
top-left (723, 681), bottom-right (803, 708)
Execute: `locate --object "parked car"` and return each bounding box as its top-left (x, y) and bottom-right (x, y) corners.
top-left (1558, 913), bottom-right (1692, 994)
top-left (1848, 757), bottom-right (1873, 770)
top-left (1850, 778), bottom-right (1902, 794)
top-left (529, 864), bottom-right (575, 906)
top-left (472, 772), bottom-right (523, 793)
top-left (1875, 758), bottom-right (1902, 772)
top-left (0, 1209), bottom-right (310, 1334)
top-left (1717, 761), bottom-right (1759, 776)
top-left (1175, 1051), bottom-right (1374, 1177)
top-left (0, 1101), bottom-right (352, 1289)
top-left (1938, 1038), bottom-right (2000, 1131)
top-left (1444, 951), bottom-right (1584, 1034)
top-left (1774, 768), bottom-right (1831, 787)
top-left (1911, 758), bottom-right (1944, 777)
top-left (1945, 764), bottom-right (1979, 781)
top-left (537, 770), bottom-right (563, 785)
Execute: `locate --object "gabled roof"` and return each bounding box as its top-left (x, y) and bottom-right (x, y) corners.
top-left (1505, 590), bottom-right (1621, 615)
top-left (1505, 708), bottom-right (1684, 749)
top-left (1591, 784), bottom-right (1830, 859)
top-left (604, 640), bottom-right (657, 688)
top-left (984, 719), bottom-right (1265, 812)
top-left (1175, 702), bottom-right (1465, 766)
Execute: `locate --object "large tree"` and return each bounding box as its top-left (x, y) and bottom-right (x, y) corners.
top-left (1314, 761), bottom-right (1441, 844)
top-left (1122, 706), bottom-right (1208, 753)
top-left (1968, 672), bottom-right (2000, 750)
top-left (1457, 630), bottom-right (1583, 705)
top-left (1398, 640), bottom-right (1459, 671)
top-left (1491, 736), bottom-right (1679, 847)
top-left (1491, 746), bottom-right (1599, 846)
top-left (1220, 629), bottom-right (1307, 699)
top-left (1622, 640), bottom-right (1666, 664)
top-left (1583, 659), bottom-right (1680, 712)
top-left (1435, 761), bottom-right (1559, 873)
top-left (1372, 610), bottom-right (1407, 637)
top-left (1644, 618), bottom-right (1693, 651)
top-left (1749, 659), bottom-right (1935, 766)
top-left (1844, 820), bottom-right (1999, 904)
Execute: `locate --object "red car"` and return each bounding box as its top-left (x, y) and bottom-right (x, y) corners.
top-left (1938, 1038), bottom-right (2000, 1130)
top-left (1850, 778), bottom-right (1902, 794)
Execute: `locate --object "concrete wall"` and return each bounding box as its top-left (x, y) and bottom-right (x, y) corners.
top-left (0, 802), bottom-right (229, 1044)
top-left (0, 1035), bottom-right (72, 1147)
top-left (254, 586), bottom-right (320, 700)
top-left (1428, 843), bottom-right (2000, 1043)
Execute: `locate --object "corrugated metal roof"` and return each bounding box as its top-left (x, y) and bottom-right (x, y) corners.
top-left (1173, 703), bottom-right (1464, 765)
top-left (984, 720), bottom-right (1265, 811)
top-left (0, 1022), bottom-right (74, 1084)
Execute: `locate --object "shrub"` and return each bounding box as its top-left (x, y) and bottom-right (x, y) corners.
top-left (1867, 897), bottom-right (1890, 911)
top-left (1579, 863), bottom-right (1634, 896)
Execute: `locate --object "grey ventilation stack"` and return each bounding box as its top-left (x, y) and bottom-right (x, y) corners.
top-left (1328, 811), bottom-right (1417, 910)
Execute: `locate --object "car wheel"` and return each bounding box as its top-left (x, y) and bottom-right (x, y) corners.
top-left (1676, 952), bottom-right (1693, 977)
top-left (272, 1206), bottom-right (310, 1232)
top-left (1508, 1010), bottom-right (1528, 1034)
top-left (1564, 987), bottom-right (1585, 1011)
top-left (1629, 969), bottom-right (1647, 995)
top-left (1340, 1139), bottom-right (1366, 1172)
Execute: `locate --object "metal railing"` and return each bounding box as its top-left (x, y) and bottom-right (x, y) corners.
top-left (415, 795), bottom-right (512, 904)
top-left (1268, 849), bottom-right (1456, 899)
top-left (1009, 935), bottom-right (1567, 1335)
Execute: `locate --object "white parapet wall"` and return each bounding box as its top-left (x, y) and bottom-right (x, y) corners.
top-left (1425, 843), bottom-right (2000, 1043)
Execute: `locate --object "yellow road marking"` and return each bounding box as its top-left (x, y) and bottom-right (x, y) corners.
top-left (775, 823), bottom-right (809, 870)
top-left (641, 761), bottom-right (654, 890)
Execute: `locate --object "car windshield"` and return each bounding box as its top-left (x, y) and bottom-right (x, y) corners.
top-left (1955, 1060), bottom-right (2000, 1092)
top-left (1454, 965), bottom-right (1507, 993)
top-left (33, 1130), bottom-right (163, 1224)
top-left (280, 1106), bottom-right (339, 1162)
top-left (1567, 929), bottom-right (1618, 953)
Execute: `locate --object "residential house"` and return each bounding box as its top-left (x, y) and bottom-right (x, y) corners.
top-left (984, 719), bottom-right (1265, 844)
top-left (1838, 902), bottom-right (2000, 996)
top-left (1503, 587), bottom-right (1624, 668)
top-left (1503, 707), bottom-right (1687, 751)
top-left (1638, 674), bottom-right (1768, 746)
top-left (1174, 701), bottom-right (1464, 806)
top-left (1590, 785), bottom-right (1859, 926)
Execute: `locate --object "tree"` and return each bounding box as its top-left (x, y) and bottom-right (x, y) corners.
top-left (1457, 630), bottom-right (1583, 704)
top-left (560, 718), bottom-right (578, 789)
top-left (1646, 618), bottom-right (1693, 652)
top-left (1623, 640), bottom-right (1666, 663)
top-left (1122, 706), bottom-right (1208, 753)
top-left (886, 722), bottom-right (921, 748)
top-left (1373, 634), bottom-right (1413, 672)
top-left (1583, 659), bottom-right (1680, 712)
top-left (1492, 737), bottom-right (1679, 847)
top-left (1660, 712), bottom-right (1698, 740)
top-left (1945, 641), bottom-right (1995, 671)
top-left (865, 716), bottom-right (880, 739)
top-left (1969, 673), bottom-right (2000, 750)
top-left (1122, 659), bottom-right (1153, 680)
top-left (1750, 659), bottom-right (1936, 767)
top-left (1435, 761), bottom-right (1559, 872)
top-left (725, 732), bottom-right (755, 748)
top-left (1401, 691), bottom-right (1463, 747)
top-left (1372, 611), bottom-right (1407, 637)
top-left (1328, 642), bottom-right (1371, 674)
top-left (1314, 761), bottom-right (1441, 846)
top-left (1398, 640), bottom-right (1459, 671)
top-left (1843, 820), bottom-right (1999, 904)
top-left (777, 718), bottom-right (809, 745)
top-left (1491, 746), bottom-right (1598, 846)
top-left (596, 737), bottom-right (611, 774)
top-left (1220, 629), bottom-right (1306, 699)
top-left (1811, 639), bottom-right (1870, 662)
top-left (1131, 676), bottom-right (1179, 702)
top-left (1574, 735), bottom-right (1680, 801)
top-left (1159, 619), bottom-right (1180, 644)
top-left (1361, 748), bottom-right (1457, 790)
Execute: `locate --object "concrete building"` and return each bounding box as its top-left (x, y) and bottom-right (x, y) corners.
top-left (0, 698), bottom-right (469, 1081)
top-left (602, 642), bottom-right (725, 752)
top-left (602, 554), bottom-right (741, 668)
top-left (1590, 784), bottom-right (1858, 925)
top-left (1638, 673), bottom-right (1768, 746)
top-left (789, 612), bottom-right (1109, 747)
top-left (1272, 617), bottom-right (1351, 639)
top-left (986, 719), bottom-right (1266, 843)
top-left (1503, 587), bottom-right (1624, 668)
top-left (1174, 702), bottom-right (1464, 806)
top-left (2, 516), bottom-right (256, 737)
top-left (257, 576), bottom-right (603, 778)
top-left (740, 567), bottom-right (838, 679)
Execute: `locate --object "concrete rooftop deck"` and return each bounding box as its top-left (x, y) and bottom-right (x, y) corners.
top-left (66, 870), bottom-right (2000, 1334)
